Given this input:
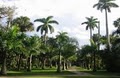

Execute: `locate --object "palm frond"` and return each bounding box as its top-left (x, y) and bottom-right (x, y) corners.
top-left (81, 22), bottom-right (88, 25)
top-left (46, 16), bottom-right (53, 21)
top-left (48, 25), bottom-right (54, 34)
top-left (34, 18), bottom-right (45, 23)
top-left (86, 26), bottom-right (89, 30)
top-left (93, 3), bottom-right (98, 8)
top-left (109, 3), bottom-right (119, 7)
top-left (41, 27), bottom-right (44, 35)
top-left (36, 25), bottom-right (42, 32)
top-left (48, 20), bottom-right (59, 24)
top-left (107, 7), bottom-right (111, 12)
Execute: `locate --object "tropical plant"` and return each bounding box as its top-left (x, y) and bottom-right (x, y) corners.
top-left (12, 16), bottom-right (34, 32)
top-left (80, 45), bottom-right (93, 69)
top-left (81, 16), bottom-right (98, 39)
top-left (62, 39), bottom-right (78, 70)
top-left (56, 32), bottom-right (68, 72)
top-left (90, 39), bottom-right (98, 72)
top-left (23, 36), bottom-right (39, 71)
top-left (0, 25), bottom-right (20, 75)
top-left (34, 16), bottom-right (59, 44)
top-left (46, 37), bottom-right (58, 68)
top-left (93, 0), bottom-right (119, 51)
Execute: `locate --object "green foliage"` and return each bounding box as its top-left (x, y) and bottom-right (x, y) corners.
top-left (102, 37), bottom-right (120, 72)
top-left (12, 16), bottom-right (34, 32)
top-left (113, 18), bottom-right (120, 34)
top-left (93, 0), bottom-right (119, 51)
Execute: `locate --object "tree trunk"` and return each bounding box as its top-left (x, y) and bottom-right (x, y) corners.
top-left (44, 33), bottom-right (47, 45)
top-left (41, 58), bottom-right (46, 69)
top-left (49, 59), bottom-right (52, 68)
top-left (1, 51), bottom-right (7, 75)
top-left (27, 54), bottom-right (32, 72)
top-left (90, 28), bottom-right (92, 40)
top-left (55, 61), bottom-right (57, 68)
top-left (105, 9), bottom-right (111, 52)
top-left (65, 62), bottom-right (68, 70)
top-left (98, 21), bottom-right (100, 50)
top-left (93, 51), bottom-right (96, 72)
top-left (62, 59), bottom-right (66, 70)
top-left (57, 50), bottom-right (61, 72)
top-left (90, 55), bottom-right (93, 69)
top-left (17, 54), bottom-right (22, 71)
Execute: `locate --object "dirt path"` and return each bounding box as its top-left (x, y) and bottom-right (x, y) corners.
top-left (68, 66), bottom-right (93, 76)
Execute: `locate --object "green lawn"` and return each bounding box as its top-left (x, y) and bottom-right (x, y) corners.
top-left (6, 67), bottom-right (74, 76)
top-left (1, 76), bottom-right (120, 78)
top-left (0, 67), bottom-right (120, 78)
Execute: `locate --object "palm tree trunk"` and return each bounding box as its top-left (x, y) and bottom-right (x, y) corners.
top-left (93, 51), bottom-right (96, 72)
top-left (65, 61), bottom-right (68, 69)
top-left (98, 21), bottom-right (100, 50)
top-left (42, 59), bottom-right (46, 69)
top-left (44, 33), bottom-right (47, 45)
top-left (1, 51), bottom-right (7, 75)
top-left (27, 54), bottom-right (32, 71)
top-left (90, 28), bottom-right (92, 40)
top-left (17, 54), bottom-right (22, 71)
top-left (105, 9), bottom-right (111, 51)
top-left (57, 49), bottom-right (61, 72)
top-left (49, 59), bottom-right (52, 68)
top-left (62, 59), bottom-right (66, 70)
top-left (90, 55), bottom-right (93, 69)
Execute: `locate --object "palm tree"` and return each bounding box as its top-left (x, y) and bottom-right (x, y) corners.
top-left (34, 16), bottom-right (59, 44)
top-left (47, 37), bottom-right (58, 68)
top-left (23, 36), bottom-right (38, 71)
top-left (81, 16), bottom-right (98, 40)
top-left (62, 37), bottom-right (78, 70)
top-left (91, 34), bottom-right (100, 72)
top-left (56, 32), bottom-right (68, 72)
top-left (93, 0), bottom-right (119, 51)
top-left (12, 16), bottom-right (34, 32)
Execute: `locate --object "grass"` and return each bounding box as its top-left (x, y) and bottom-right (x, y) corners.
top-left (6, 67), bottom-right (74, 76)
top-left (0, 67), bottom-right (120, 78)
top-left (1, 76), bottom-right (120, 78)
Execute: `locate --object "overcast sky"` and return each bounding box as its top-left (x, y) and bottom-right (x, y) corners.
top-left (1, 0), bottom-right (120, 47)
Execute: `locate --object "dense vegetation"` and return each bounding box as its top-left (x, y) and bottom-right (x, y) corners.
top-left (0, 0), bottom-right (120, 76)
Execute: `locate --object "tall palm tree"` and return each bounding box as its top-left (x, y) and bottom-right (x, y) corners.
top-left (93, 0), bottom-right (119, 51)
top-left (34, 16), bottom-right (59, 44)
top-left (81, 16), bottom-right (98, 40)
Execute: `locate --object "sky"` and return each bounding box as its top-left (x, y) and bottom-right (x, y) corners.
top-left (0, 0), bottom-right (120, 47)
